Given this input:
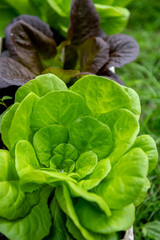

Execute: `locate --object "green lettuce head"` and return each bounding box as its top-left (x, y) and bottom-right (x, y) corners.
top-left (0, 74), bottom-right (158, 239)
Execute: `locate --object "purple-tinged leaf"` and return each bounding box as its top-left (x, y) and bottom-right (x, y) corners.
top-left (68, 0), bottom-right (100, 45)
top-left (0, 51), bottom-right (10, 58)
top-left (105, 34), bottom-right (139, 68)
top-left (5, 20), bottom-right (57, 75)
top-left (0, 57), bottom-right (35, 88)
top-left (5, 15), bottom-right (54, 54)
top-left (78, 37), bottom-right (109, 73)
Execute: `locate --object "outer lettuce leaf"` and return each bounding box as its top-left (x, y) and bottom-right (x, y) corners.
top-left (15, 73), bottom-right (68, 102)
top-left (70, 75), bottom-right (132, 116)
top-left (96, 148), bottom-right (148, 208)
top-left (0, 187), bottom-right (52, 240)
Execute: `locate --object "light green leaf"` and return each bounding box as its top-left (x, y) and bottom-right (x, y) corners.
top-left (99, 109), bottom-right (139, 164)
top-left (132, 135), bottom-right (158, 173)
top-left (75, 199), bottom-right (135, 234)
top-left (70, 75), bottom-right (131, 117)
top-left (54, 143), bottom-right (78, 161)
top-left (47, 0), bottom-right (71, 17)
top-left (96, 148), bottom-right (148, 209)
top-left (76, 151), bottom-right (98, 179)
top-left (134, 177), bottom-right (150, 206)
top-left (0, 182), bottom-right (39, 220)
top-left (15, 73), bottom-right (68, 102)
top-left (1, 103), bottom-right (19, 148)
top-left (79, 158), bottom-right (111, 190)
top-left (0, 149), bottom-right (18, 181)
top-left (31, 91), bottom-right (91, 129)
top-left (0, 187), bottom-right (52, 240)
top-left (69, 116), bottom-right (113, 159)
top-left (124, 86), bottom-right (141, 119)
top-left (2, 93), bottom-right (39, 153)
top-left (95, 5), bottom-right (130, 35)
top-left (55, 184), bottom-right (96, 240)
top-left (33, 125), bottom-right (69, 167)
top-left (0, 149), bottom-right (40, 220)
top-left (68, 181), bottom-right (111, 217)
top-left (15, 140), bottom-right (40, 177)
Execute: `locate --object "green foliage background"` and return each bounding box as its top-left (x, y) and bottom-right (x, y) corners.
top-left (117, 0), bottom-right (160, 239)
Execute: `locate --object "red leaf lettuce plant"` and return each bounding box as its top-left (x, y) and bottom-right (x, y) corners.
top-left (0, 0), bottom-right (139, 88)
top-left (0, 73), bottom-right (158, 239)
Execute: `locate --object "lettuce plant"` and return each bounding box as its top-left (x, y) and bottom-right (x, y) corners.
top-left (0, 0), bottom-right (139, 88)
top-left (0, 73), bottom-right (158, 240)
top-left (0, 0), bottom-right (132, 38)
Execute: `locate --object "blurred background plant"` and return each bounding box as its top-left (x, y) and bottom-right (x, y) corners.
top-left (116, 0), bottom-right (160, 239)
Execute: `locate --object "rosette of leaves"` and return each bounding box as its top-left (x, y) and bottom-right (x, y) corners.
top-left (0, 0), bottom-right (132, 38)
top-left (0, 73), bottom-right (158, 240)
top-left (0, 0), bottom-right (139, 88)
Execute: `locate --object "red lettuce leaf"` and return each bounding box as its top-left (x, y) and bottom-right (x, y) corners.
top-left (68, 0), bottom-right (100, 45)
top-left (105, 34), bottom-right (139, 68)
top-left (4, 19), bottom-right (57, 75)
top-left (78, 37), bottom-right (109, 74)
top-left (0, 57), bottom-right (35, 88)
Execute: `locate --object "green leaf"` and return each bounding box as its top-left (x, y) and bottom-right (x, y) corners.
top-left (0, 182), bottom-right (39, 220)
top-left (33, 125), bottom-right (69, 167)
top-left (55, 184), bottom-right (96, 240)
top-left (75, 151), bottom-right (98, 179)
top-left (0, 1), bottom-right (17, 37)
top-left (96, 148), bottom-right (148, 208)
top-left (1, 103), bottom-right (19, 148)
top-left (0, 150), bottom-right (39, 220)
top-left (15, 140), bottom-right (40, 177)
top-left (42, 68), bottom-right (80, 84)
top-left (75, 199), bottom-right (135, 234)
top-left (69, 116), bottom-right (113, 159)
top-left (134, 177), bottom-right (150, 207)
top-left (124, 86), bottom-right (141, 118)
top-left (66, 217), bottom-right (85, 240)
top-left (4, 0), bottom-right (38, 15)
top-left (0, 149), bottom-right (18, 181)
top-left (142, 221), bottom-right (160, 240)
top-left (70, 75), bottom-right (131, 117)
top-left (132, 135), bottom-right (158, 173)
top-left (95, 5), bottom-right (130, 35)
top-left (15, 73), bottom-right (68, 102)
top-left (1, 95), bottom-right (12, 101)
top-left (47, 196), bottom-right (71, 240)
top-left (2, 93), bottom-right (39, 153)
top-left (99, 109), bottom-right (139, 164)
top-left (31, 91), bottom-right (91, 129)
top-left (0, 187), bottom-right (52, 240)
top-left (79, 158), bottom-right (111, 190)
top-left (53, 143), bottom-right (78, 161)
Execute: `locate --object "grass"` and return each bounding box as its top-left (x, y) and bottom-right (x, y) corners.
top-left (116, 2), bottom-right (160, 238)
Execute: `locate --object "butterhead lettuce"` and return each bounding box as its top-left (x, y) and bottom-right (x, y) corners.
top-left (0, 73), bottom-right (158, 239)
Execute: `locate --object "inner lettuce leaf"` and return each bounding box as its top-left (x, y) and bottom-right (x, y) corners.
top-left (0, 73), bottom-right (158, 240)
